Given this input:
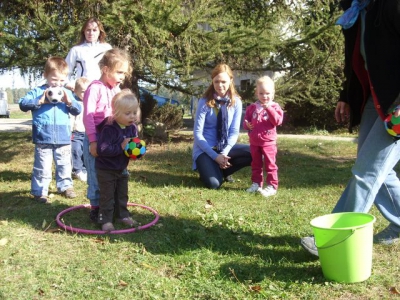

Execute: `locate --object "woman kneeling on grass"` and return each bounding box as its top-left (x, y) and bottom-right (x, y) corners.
top-left (192, 63), bottom-right (252, 189)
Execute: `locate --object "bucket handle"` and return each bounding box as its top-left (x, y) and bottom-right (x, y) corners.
top-left (315, 229), bottom-right (355, 249)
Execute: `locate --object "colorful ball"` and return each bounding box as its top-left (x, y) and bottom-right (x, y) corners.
top-left (384, 109), bottom-right (400, 137)
top-left (124, 137), bottom-right (146, 160)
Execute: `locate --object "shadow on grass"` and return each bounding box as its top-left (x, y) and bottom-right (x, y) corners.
top-left (0, 132), bottom-right (32, 164)
top-left (0, 189), bottom-right (322, 283)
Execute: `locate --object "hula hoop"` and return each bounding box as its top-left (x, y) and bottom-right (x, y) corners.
top-left (56, 203), bottom-right (159, 235)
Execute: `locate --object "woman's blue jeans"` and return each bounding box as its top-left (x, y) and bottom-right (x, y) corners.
top-left (332, 98), bottom-right (400, 229)
top-left (196, 143), bottom-right (252, 189)
top-left (83, 135), bottom-right (99, 207)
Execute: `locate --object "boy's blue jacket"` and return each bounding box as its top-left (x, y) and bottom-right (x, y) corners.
top-left (19, 85), bottom-right (82, 145)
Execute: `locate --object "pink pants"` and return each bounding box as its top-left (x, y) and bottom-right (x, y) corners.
top-left (250, 144), bottom-right (278, 189)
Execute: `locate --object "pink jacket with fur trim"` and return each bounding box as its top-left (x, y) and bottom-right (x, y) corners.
top-left (243, 101), bottom-right (284, 146)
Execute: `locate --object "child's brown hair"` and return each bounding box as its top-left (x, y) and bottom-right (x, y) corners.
top-left (44, 57), bottom-right (69, 77)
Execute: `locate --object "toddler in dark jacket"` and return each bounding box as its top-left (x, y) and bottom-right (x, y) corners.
top-left (95, 89), bottom-right (139, 232)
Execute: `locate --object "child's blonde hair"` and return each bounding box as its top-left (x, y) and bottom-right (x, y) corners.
top-left (99, 48), bottom-right (132, 81)
top-left (44, 57), bottom-right (69, 77)
top-left (255, 76), bottom-right (275, 96)
top-left (110, 89), bottom-right (139, 124)
top-left (74, 77), bottom-right (91, 92)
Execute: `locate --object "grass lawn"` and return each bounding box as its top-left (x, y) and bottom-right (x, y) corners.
top-left (0, 130), bottom-right (399, 299)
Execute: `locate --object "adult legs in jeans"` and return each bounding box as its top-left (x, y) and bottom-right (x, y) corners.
top-left (223, 144), bottom-right (252, 177)
top-left (332, 98), bottom-right (400, 229)
top-left (301, 98), bottom-right (400, 254)
top-left (83, 135), bottom-right (99, 207)
top-left (196, 144), bottom-right (252, 189)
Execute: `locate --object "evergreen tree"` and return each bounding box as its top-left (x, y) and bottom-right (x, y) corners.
top-left (0, 0), bottom-right (346, 129)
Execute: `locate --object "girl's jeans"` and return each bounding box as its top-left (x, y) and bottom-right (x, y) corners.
top-left (332, 97), bottom-right (400, 228)
top-left (83, 135), bottom-right (99, 207)
top-left (196, 143), bottom-right (252, 189)
top-left (71, 131), bottom-right (86, 174)
top-left (31, 144), bottom-right (73, 197)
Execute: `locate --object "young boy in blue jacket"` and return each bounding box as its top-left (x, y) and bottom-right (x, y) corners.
top-left (19, 57), bottom-right (82, 203)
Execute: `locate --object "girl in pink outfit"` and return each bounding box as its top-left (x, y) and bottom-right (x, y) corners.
top-left (82, 48), bottom-right (132, 222)
top-left (243, 76), bottom-right (284, 197)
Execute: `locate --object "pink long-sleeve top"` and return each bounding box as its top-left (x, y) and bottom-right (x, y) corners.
top-left (243, 101), bottom-right (284, 146)
top-left (83, 80), bottom-right (120, 143)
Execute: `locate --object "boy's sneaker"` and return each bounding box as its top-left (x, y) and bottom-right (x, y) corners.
top-left (74, 171), bottom-right (87, 182)
top-left (259, 185), bottom-right (277, 197)
top-left (373, 224), bottom-right (400, 245)
top-left (61, 188), bottom-right (76, 199)
top-left (300, 236), bottom-right (319, 257)
top-left (246, 182), bottom-right (261, 193)
top-left (33, 195), bottom-right (48, 203)
top-left (224, 175), bottom-right (235, 183)
top-left (89, 207), bottom-right (99, 223)
top-left (102, 222), bottom-right (115, 232)
top-left (117, 217), bottom-right (138, 227)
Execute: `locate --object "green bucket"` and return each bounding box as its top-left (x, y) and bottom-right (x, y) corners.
top-left (310, 212), bottom-right (376, 283)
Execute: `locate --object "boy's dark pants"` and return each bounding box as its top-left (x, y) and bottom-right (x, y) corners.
top-left (96, 168), bottom-right (130, 224)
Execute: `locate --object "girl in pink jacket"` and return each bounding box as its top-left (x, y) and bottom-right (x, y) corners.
top-left (243, 76), bottom-right (284, 197)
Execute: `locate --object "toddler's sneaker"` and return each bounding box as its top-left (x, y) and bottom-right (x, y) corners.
top-left (373, 224), bottom-right (400, 245)
top-left (61, 188), bottom-right (76, 199)
top-left (259, 185), bottom-right (277, 197)
top-left (102, 222), bottom-right (115, 232)
top-left (246, 182), bottom-right (261, 193)
top-left (117, 217), bottom-right (138, 227)
top-left (33, 195), bottom-right (48, 203)
top-left (74, 171), bottom-right (87, 182)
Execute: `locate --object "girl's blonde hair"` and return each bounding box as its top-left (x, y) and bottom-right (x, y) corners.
top-left (74, 77), bottom-right (91, 92)
top-left (44, 57), bottom-right (69, 77)
top-left (109, 89), bottom-right (139, 124)
top-left (99, 48), bottom-right (133, 81)
top-left (77, 17), bottom-right (107, 45)
top-left (255, 76), bottom-right (275, 99)
top-left (203, 63), bottom-right (240, 108)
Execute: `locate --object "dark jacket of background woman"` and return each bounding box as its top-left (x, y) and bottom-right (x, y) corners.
top-left (339, 0), bottom-right (400, 130)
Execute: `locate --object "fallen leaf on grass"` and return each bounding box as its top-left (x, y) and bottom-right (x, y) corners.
top-left (249, 285), bottom-right (262, 293)
top-left (38, 288), bottom-right (45, 296)
top-left (118, 280), bottom-right (128, 287)
top-left (141, 262), bottom-right (156, 269)
top-left (0, 238), bottom-right (8, 246)
top-left (205, 200), bottom-right (213, 209)
top-left (92, 238), bottom-right (105, 244)
top-left (389, 287), bottom-right (400, 294)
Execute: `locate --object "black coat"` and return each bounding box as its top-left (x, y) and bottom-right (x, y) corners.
top-left (339, 0), bottom-right (400, 129)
